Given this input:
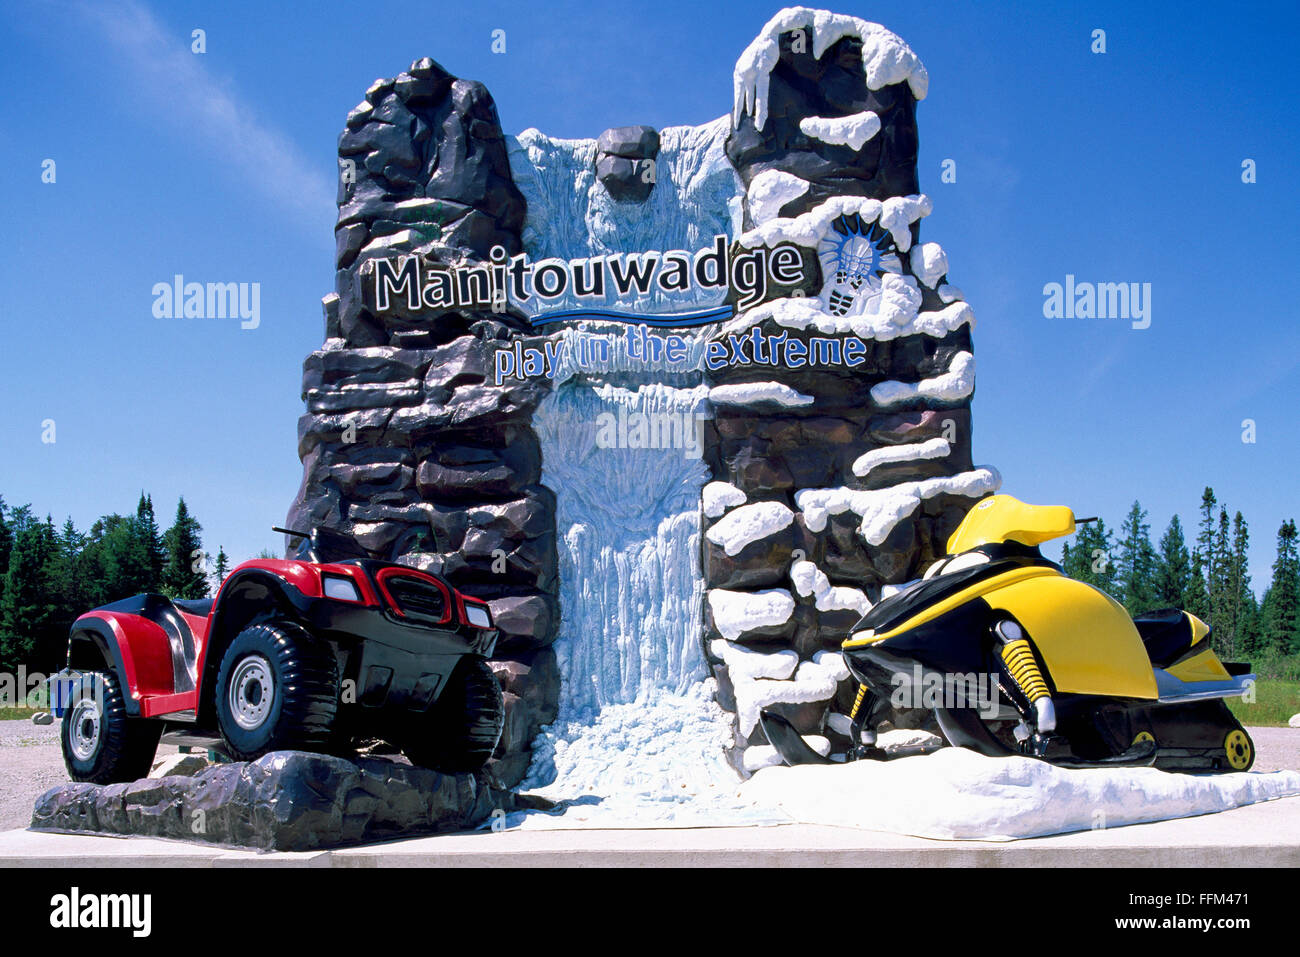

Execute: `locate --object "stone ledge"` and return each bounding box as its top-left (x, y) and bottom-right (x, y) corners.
top-left (6, 796), bottom-right (1299, 868)
top-left (29, 751), bottom-right (516, 852)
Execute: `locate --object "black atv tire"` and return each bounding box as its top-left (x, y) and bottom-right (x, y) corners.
top-left (401, 658), bottom-right (505, 774)
top-left (61, 670), bottom-right (162, 784)
top-left (215, 620), bottom-right (339, 760)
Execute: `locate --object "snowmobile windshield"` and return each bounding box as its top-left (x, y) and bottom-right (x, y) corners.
top-left (947, 495), bottom-right (1076, 553)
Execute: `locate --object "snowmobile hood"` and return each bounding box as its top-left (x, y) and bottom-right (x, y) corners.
top-left (844, 546), bottom-right (1058, 649)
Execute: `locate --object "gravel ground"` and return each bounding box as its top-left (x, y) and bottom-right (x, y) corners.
top-left (0, 720), bottom-right (182, 832)
top-left (1, 719), bottom-right (1297, 834)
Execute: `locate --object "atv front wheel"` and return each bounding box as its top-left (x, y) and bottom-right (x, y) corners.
top-left (215, 621), bottom-right (339, 760)
top-left (401, 658), bottom-right (504, 774)
top-left (61, 671), bottom-right (162, 784)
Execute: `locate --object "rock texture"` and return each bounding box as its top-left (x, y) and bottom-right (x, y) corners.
top-left (31, 751), bottom-right (508, 851)
top-left (286, 58), bottom-right (559, 788)
top-left (595, 124), bottom-right (660, 202)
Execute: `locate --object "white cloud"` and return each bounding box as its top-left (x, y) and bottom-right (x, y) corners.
top-left (72, 0), bottom-right (334, 233)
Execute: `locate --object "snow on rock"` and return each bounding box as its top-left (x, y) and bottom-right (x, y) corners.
top-left (746, 168), bottom-right (811, 225)
top-left (733, 6), bottom-right (928, 131)
top-left (743, 748), bottom-right (1300, 841)
top-left (710, 639), bottom-right (799, 681)
top-left (870, 350), bottom-right (976, 407)
top-left (911, 301), bottom-right (975, 338)
top-left (908, 242), bottom-right (948, 289)
top-left (937, 283), bottom-right (963, 304)
top-left (851, 436), bottom-right (951, 477)
top-left (799, 111), bottom-right (881, 150)
top-left (720, 290), bottom-right (971, 344)
top-left (703, 481), bottom-right (746, 518)
top-left (789, 559), bottom-right (873, 616)
top-left (796, 467), bottom-right (1002, 545)
top-left (706, 500), bottom-right (795, 556)
top-left (709, 381), bottom-right (815, 408)
top-left (871, 273), bottom-right (924, 327)
top-left (708, 588), bottom-right (796, 641)
top-left (738, 193), bottom-right (931, 254)
top-left (743, 736), bottom-right (831, 773)
top-left (876, 195), bottom-right (932, 252)
top-left (733, 649), bottom-right (850, 736)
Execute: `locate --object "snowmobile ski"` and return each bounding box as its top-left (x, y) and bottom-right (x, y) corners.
top-left (759, 709), bottom-right (834, 766)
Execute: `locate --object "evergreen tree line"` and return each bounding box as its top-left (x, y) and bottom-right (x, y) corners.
top-left (0, 493), bottom-right (229, 672)
top-left (1061, 487), bottom-right (1300, 664)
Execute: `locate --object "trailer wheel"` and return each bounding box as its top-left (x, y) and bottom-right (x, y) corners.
top-left (215, 621), bottom-right (339, 760)
top-left (61, 671), bottom-right (161, 784)
top-left (401, 658), bottom-right (504, 774)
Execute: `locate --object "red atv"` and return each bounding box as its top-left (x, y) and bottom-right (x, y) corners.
top-left (48, 525), bottom-right (505, 784)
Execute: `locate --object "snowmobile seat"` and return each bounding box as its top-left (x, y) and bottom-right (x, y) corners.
top-left (1133, 608), bottom-right (1195, 668)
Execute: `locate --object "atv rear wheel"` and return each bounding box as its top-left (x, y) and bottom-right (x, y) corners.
top-left (61, 671), bottom-right (162, 784)
top-left (401, 658), bottom-right (504, 774)
top-left (215, 621), bottom-right (339, 760)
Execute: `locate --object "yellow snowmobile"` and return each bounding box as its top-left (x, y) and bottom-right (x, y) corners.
top-left (760, 494), bottom-right (1257, 772)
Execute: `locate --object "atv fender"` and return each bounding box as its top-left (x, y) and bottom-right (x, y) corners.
top-left (66, 616), bottom-right (166, 716)
top-left (197, 567), bottom-right (320, 724)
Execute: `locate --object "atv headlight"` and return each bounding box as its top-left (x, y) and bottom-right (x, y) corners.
top-left (465, 604), bottom-right (492, 629)
top-left (323, 574), bottom-right (362, 602)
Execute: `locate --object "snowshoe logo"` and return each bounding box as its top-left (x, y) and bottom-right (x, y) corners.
top-left (49, 887), bottom-right (151, 938)
top-left (817, 214), bottom-right (902, 317)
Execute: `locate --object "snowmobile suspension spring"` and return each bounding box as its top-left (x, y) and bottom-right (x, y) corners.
top-left (849, 683), bottom-right (869, 720)
top-left (1000, 639), bottom-right (1048, 702)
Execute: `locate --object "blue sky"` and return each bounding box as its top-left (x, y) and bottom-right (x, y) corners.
top-left (2, 0), bottom-right (1297, 593)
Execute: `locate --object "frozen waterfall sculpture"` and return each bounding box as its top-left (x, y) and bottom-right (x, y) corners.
top-left (286, 7), bottom-right (999, 783)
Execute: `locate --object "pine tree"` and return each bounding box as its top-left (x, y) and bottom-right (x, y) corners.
top-left (47, 519), bottom-right (89, 663)
top-left (1209, 507), bottom-right (1233, 651)
top-left (162, 498), bottom-right (208, 599)
top-left (99, 514), bottom-right (152, 600)
top-left (213, 546), bottom-right (230, 588)
top-left (0, 497), bottom-right (12, 615)
top-left (135, 493), bottom-right (165, 592)
top-left (1063, 518), bottom-right (1118, 595)
top-left (1193, 488), bottom-right (1219, 626)
top-left (1153, 515), bottom-right (1193, 609)
top-left (0, 516), bottom-right (60, 670)
top-left (1186, 549), bottom-right (1210, 620)
top-left (1115, 501), bottom-right (1158, 613)
top-left (1227, 512), bottom-right (1259, 657)
top-left (1262, 519), bottom-right (1300, 656)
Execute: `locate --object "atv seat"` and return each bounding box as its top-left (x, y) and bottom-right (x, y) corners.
top-left (174, 598), bottom-right (214, 618)
top-left (1133, 608), bottom-right (1195, 668)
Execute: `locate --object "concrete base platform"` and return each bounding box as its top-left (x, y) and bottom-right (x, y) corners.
top-left (3, 795), bottom-right (1297, 867)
